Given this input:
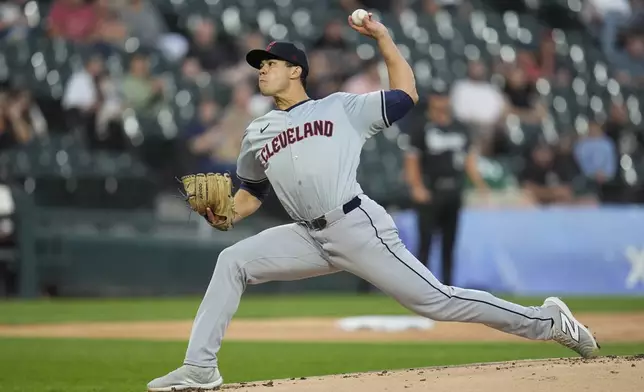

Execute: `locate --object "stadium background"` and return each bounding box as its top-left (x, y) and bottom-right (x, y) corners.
top-left (0, 0), bottom-right (643, 391)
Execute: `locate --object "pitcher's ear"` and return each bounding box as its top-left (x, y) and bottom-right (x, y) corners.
top-left (291, 66), bottom-right (302, 80)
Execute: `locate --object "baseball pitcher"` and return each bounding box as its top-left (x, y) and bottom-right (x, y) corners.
top-left (147, 12), bottom-right (599, 391)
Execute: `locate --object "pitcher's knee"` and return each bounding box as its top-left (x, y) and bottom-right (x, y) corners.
top-left (409, 302), bottom-right (452, 321)
top-left (401, 293), bottom-right (454, 322)
top-left (214, 245), bottom-right (246, 278)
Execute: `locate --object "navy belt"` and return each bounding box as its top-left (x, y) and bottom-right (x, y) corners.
top-left (301, 196), bottom-right (362, 231)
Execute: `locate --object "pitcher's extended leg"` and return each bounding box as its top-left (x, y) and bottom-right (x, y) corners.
top-left (184, 223), bottom-right (338, 368)
top-left (319, 197), bottom-right (554, 341)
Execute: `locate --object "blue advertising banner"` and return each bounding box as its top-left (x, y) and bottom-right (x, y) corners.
top-left (391, 207), bottom-right (644, 295)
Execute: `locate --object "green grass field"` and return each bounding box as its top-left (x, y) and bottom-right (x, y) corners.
top-left (1, 294), bottom-right (643, 392)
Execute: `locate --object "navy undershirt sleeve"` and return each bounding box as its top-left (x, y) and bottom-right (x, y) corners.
top-left (382, 89), bottom-right (415, 127)
top-left (239, 178), bottom-right (271, 201)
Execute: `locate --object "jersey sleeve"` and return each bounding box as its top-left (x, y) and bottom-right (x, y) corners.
top-left (236, 131), bottom-right (266, 183)
top-left (338, 90), bottom-right (415, 138)
top-left (337, 91), bottom-right (387, 136)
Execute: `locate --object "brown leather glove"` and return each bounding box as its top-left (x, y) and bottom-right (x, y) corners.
top-left (180, 172), bottom-right (235, 231)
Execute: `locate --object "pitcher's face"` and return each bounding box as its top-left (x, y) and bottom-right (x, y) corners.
top-left (258, 59), bottom-right (292, 96)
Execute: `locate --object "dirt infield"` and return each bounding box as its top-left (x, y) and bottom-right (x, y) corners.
top-left (1, 313), bottom-right (643, 342)
top-left (2, 313), bottom-right (644, 391)
top-left (220, 356), bottom-right (644, 392)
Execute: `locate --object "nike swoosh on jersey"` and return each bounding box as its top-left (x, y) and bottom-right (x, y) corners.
top-left (260, 124), bottom-right (270, 133)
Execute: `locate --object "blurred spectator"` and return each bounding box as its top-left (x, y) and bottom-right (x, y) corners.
top-left (186, 83), bottom-right (268, 175)
top-left (48, 0), bottom-right (98, 43)
top-left (0, 89), bottom-right (47, 149)
top-left (313, 20), bottom-right (348, 51)
top-left (119, 0), bottom-right (188, 62)
top-left (581, 0), bottom-right (631, 32)
top-left (240, 32), bottom-right (268, 58)
top-left (0, 174), bottom-right (16, 297)
top-left (94, 73), bottom-right (124, 147)
top-left (624, 1), bottom-right (644, 32)
top-left (119, 0), bottom-right (166, 48)
top-left (313, 76), bottom-right (344, 99)
top-left (422, 0), bottom-right (441, 15)
top-left (311, 20), bottom-right (360, 75)
top-left (187, 18), bottom-right (238, 72)
top-left (215, 82), bottom-right (270, 159)
top-left (94, 0), bottom-right (128, 50)
top-left (0, 90), bottom-right (19, 149)
top-left (604, 101), bottom-right (638, 170)
top-left (537, 32), bottom-right (557, 80)
top-left (121, 52), bottom-right (168, 117)
top-left (0, 0), bottom-right (28, 41)
top-left (553, 133), bottom-right (582, 183)
top-left (516, 50), bottom-right (539, 83)
top-left (520, 142), bottom-right (575, 205)
top-left (63, 52), bottom-right (123, 147)
top-left (450, 60), bottom-right (506, 133)
top-left (574, 120), bottom-right (618, 189)
top-left (553, 66), bottom-right (573, 88)
top-left (63, 53), bottom-right (103, 129)
top-left (306, 51), bottom-right (339, 99)
top-left (220, 32), bottom-right (267, 85)
top-left (180, 56), bottom-right (204, 84)
top-left (16, 90), bottom-right (47, 139)
top-left (502, 66), bottom-right (547, 124)
top-left (604, 100), bottom-right (632, 148)
top-left (342, 59), bottom-right (383, 94)
top-left (600, 11), bottom-right (644, 85)
top-left (554, 133), bottom-right (599, 204)
top-left (183, 98), bottom-right (222, 173)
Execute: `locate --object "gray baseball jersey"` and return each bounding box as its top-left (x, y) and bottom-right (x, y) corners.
top-left (236, 91), bottom-right (388, 220)
top-left (182, 90), bottom-right (561, 369)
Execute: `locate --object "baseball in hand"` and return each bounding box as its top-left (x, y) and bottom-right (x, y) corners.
top-left (351, 9), bottom-right (369, 26)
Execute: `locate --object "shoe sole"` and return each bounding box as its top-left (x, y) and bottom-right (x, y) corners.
top-left (544, 296), bottom-right (599, 358)
top-left (147, 376), bottom-right (223, 392)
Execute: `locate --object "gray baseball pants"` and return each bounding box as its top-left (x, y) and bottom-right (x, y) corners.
top-left (183, 194), bottom-right (555, 367)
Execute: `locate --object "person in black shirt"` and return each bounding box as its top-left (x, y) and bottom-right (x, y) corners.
top-left (404, 91), bottom-right (488, 286)
top-left (502, 66), bottom-right (547, 124)
top-left (519, 141), bottom-right (575, 205)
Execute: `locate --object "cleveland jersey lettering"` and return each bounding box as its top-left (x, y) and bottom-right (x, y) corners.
top-left (259, 120), bottom-right (334, 166)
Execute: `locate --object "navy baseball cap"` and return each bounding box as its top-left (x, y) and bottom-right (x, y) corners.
top-left (246, 41), bottom-right (309, 77)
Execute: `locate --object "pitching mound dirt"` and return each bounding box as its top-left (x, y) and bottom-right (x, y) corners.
top-left (221, 356), bottom-right (644, 392)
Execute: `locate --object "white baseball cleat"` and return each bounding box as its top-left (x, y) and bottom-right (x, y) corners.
top-left (147, 364), bottom-right (223, 391)
top-left (543, 297), bottom-right (600, 358)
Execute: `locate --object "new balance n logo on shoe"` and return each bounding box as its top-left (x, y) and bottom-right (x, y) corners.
top-left (560, 312), bottom-right (580, 342)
